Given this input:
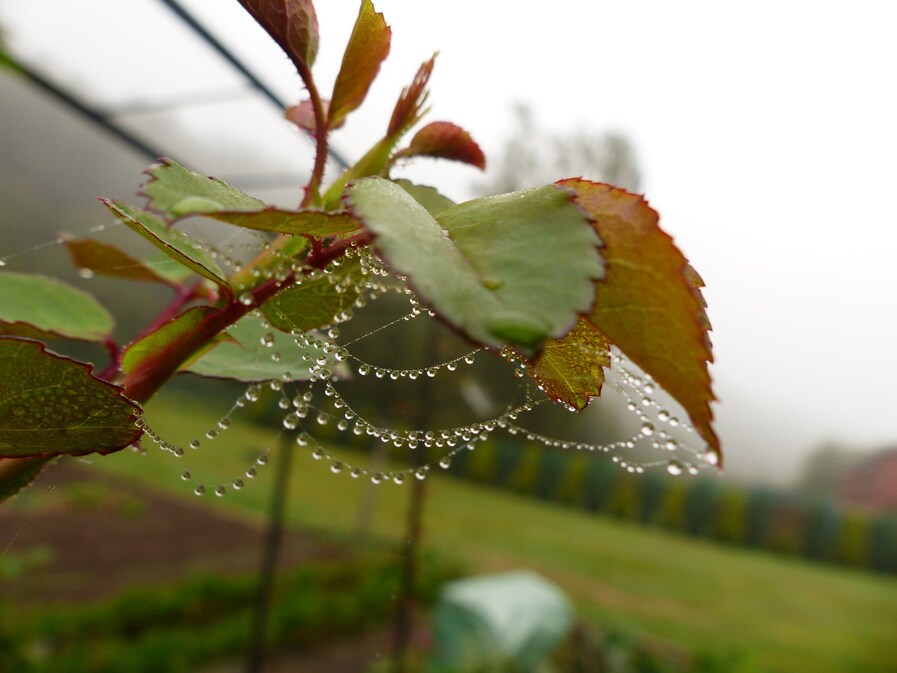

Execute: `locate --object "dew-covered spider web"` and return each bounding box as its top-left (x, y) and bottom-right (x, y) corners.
top-left (1, 211), bottom-right (718, 497)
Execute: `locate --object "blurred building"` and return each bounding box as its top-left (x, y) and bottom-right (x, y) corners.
top-left (838, 449), bottom-right (897, 512)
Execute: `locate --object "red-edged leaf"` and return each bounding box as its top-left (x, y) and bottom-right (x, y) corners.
top-left (395, 121), bottom-right (486, 170)
top-left (237, 0), bottom-right (319, 70)
top-left (528, 318), bottom-right (611, 410)
top-left (0, 338), bottom-right (143, 459)
top-left (387, 55), bottom-right (435, 138)
top-left (121, 307), bottom-right (219, 377)
top-left (559, 179), bottom-right (719, 463)
top-left (0, 456), bottom-right (52, 501)
top-left (286, 99), bottom-right (342, 133)
top-left (328, 0), bottom-right (391, 129)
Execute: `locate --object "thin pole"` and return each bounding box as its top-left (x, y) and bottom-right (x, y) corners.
top-left (245, 434), bottom-right (294, 673)
top-left (11, 58), bottom-right (171, 162)
top-left (158, 0), bottom-right (350, 170)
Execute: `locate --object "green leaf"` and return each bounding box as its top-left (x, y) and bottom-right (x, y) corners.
top-left (0, 338), bottom-right (143, 458)
top-left (262, 259), bottom-right (363, 333)
top-left (0, 457), bottom-right (52, 501)
top-left (393, 179), bottom-right (455, 217)
top-left (184, 314), bottom-right (335, 382)
top-left (141, 158), bottom-right (265, 218)
top-left (345, 177), bottom-right (603, 354)
top-left (0, 272), bottom-right (114, 342)
top-left (101, 199), bottom-right (229, 290)
top-left (560, 179), bottom-right (719, 462)
top-left (121, 307), bottom-right (218, 376)
top-left (64, 238), bottom-right (180, 285)
top-left (142, 159), bottom-right (362, 239)
top-left (329, 0), bottom-right (391, 129)
top-left (527, 318), bottom-right (611, 410)
top-left (235, 0), bottom-right (319, 70)
top-left (395, 121), bottom-right (486, 170)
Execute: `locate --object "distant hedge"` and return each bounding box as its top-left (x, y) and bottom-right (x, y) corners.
top-left (446, 441), bottom-right (897, 575)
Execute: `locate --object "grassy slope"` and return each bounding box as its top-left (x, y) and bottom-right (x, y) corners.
top-left (92, 392), bottom-right (897, 673)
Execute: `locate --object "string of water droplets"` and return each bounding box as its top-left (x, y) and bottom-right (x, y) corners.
top-left (2, 214), bottom-right (716, 492)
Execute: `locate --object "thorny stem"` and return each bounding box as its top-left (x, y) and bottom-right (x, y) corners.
top-left (297, 62), bottom-right (329, 208)
top-left (121, 231), bottom-right (371, 404)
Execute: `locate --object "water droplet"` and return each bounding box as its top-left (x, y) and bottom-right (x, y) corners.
top-left (78, 267), bottom-right (94, 279)
top-left (215, 485), bottom-right (227, 497)
top-left (260, 333), bottom-right (275, 347)
top-left (426, 368), bottom-right (437, 378)
top-left (246, 467), bottom-right (258, 479)
top-left (371, 472), bottom-right (384, 485)
top-left (189, 440), bottom-right (200, 450)
top-left (330, 460), bottom-right (343, 473)
top-left (239, 292), bottom-right (254, 306)
top-left (464, 355), bottom-right (475, 365)
top-left (296, 433), bottom-right (311, 446)
top-left (335, 348), bottom-right (349, 362)
top-left (439, 456), bottom-right (452, 469)
top-left (704, 450), bottom-right (720, 466)
top-left (374, 368), bottom-right (386, 378)
top-left (218, 418), bottom-right (231, 430)
top-left (640, 423), bottom-right (655, 437)
top-left (206, 429), bottom-right (219, 440)
top-left (278, 397), bottom-right (292, 410)
top-left (687, 464), bottom-right (700, 476)
top-left (233, 479), bottom-right (244, 490)
top-left (181, 470), bottom-right (191, 480)
top-left (316, 412), bottom-right (330, 426)
top-left (312, 448), bottom-right (326, 460)
top-left (282, 413), bottom-right (299, 430)
top-left (0, 260), bottom-right (6, 267)
top-left (446, 362), bottom-right (457, 372)
top-left (194, 484), bottom-right (206, 496)
top-left (393, 473), bottom-right (406, 485)
top-left (358, 364), bottom-right (371, 376)
top-left (666, 461), bottom-right (684, 476)
top-left (350, 468), bottom-right (363, 479)
top-left (415, 467), bottom-right (429, 480)
top-left (257, 455), bottom-right (269, 466)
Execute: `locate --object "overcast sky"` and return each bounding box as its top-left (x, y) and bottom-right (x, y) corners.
top-left (2, 1), bottom-right (896, 482)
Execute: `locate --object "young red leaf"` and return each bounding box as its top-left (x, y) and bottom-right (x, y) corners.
top-left (387, 56), bottom-right (435, 138)
top-left (395, 121), bottom-right (486, 170)
top-left (328, 0), bottom-right (391, 129)
top-left (64, 238), bottom-right (178, 286)
top-left (559, 179), bottom-right (720, 463)
top-left (527, 318), bottom-right (611, 410)
top-left (236, 0), bottom-right (319, 71)
top-left (286, 99), bottom-right (343, 133)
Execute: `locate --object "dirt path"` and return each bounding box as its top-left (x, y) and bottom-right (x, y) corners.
top-left (0, 459), bottom-right (343, 603)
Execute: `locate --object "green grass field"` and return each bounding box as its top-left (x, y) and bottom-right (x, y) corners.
top-left (91, 392), bottom-right (897, 673)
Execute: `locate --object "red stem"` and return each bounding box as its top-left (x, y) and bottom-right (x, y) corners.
top-left (121, 232), bottom-right (370, 404)
top-left (297, 62), bottom-right (329, 208)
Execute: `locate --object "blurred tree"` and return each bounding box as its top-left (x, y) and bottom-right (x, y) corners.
top-left (837, 511), bottom-right (871, 567)
top-left (476, 104), bottom-right (641, 195)
top-left (710, 487), bottom-right (747, 544)
top-left (744, 489), bottom-right (777, 548)
top-left (803, 499), bottom-right (841, 562)
top-left (795, 442), bottom-right (864, 498)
